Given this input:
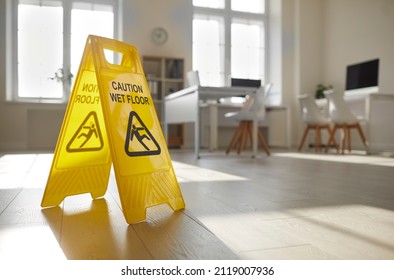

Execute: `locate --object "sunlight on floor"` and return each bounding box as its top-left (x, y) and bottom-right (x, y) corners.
top-left (0, 153), bottom-right (248, 189)
top-left (273, 152), bottom-right (394, 167)
top-left (172, 161), bottom-right (248, 182)
top-left (0, 154), bottom-right (53, 190)
top-left (198, 202), bottom-right (394, 259)
top-left (0, 224), bottom-right (66, 261)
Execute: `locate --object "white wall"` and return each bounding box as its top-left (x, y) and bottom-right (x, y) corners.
top-left (295, 0), bottom-right (324, 96)
top-left (270, 0), bottom-right (325, 147)
top-left (293, 0), bottom-right (324, 145)
top-left (122, 0), bottom-right (192, 70)
top-left (323, 0), bottom-right (394, 94)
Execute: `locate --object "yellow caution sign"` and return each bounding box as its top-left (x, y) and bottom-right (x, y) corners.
top-left (41, 35), bottom-right (185, 224)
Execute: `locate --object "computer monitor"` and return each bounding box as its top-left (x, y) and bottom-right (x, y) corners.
top-left (345, 58), bottom-right (379, 96)
top-left (231, 78), bottom-right (261, 88)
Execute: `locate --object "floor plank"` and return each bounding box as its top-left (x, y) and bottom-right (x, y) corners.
top-left (269, 214), bottom-right (394, 259)
top-left (132, 204), bottom-right (239, 260)
top-left (239, 244), bottom-right (339, 260)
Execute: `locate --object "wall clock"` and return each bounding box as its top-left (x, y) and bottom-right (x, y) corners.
top-left (151, 27), bottom-right (168, 45)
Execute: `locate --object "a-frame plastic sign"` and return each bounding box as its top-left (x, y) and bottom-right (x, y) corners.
top-left (41, 35), bottom-right (185, 224)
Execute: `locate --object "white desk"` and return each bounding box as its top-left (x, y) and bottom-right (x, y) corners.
top-left (346, 93), bottom-right (394, 153)
top-left (164, 85), bottom-right (291, 158)
top-left (200, 103), bottom-right (291, 151)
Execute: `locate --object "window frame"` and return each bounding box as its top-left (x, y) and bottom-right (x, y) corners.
top-left (193, 0), bottom-right (268, 87)
top-left (6, 0), bottom-right (121, 104)
top-left (193, 13), bottom-right (225, 86)
top-left (231, 18), bottom-right (265, 80)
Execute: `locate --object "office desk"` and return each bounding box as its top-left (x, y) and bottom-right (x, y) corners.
top-left (201, 103), bottom-right (291, 151)
top-left (164, 85), bottom-right (290, 158)
top-left (346, 93), bottom-right (394, 153)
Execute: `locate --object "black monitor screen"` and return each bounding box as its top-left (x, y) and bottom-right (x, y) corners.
top-left (231, 78), bottom-right (261, 88)
top-left (345, 58), bottom-right (379, 90)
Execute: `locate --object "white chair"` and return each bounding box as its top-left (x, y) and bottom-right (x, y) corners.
top-left (186, 70), bottom-right (200, 87)
top-left (225, 83), bottom-right (272, 156)
top-left (298, 94), bottom-right (335, 152)
top-left (323, 89), bottom-right (368, 154)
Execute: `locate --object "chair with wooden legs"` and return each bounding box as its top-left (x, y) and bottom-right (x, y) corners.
top-left (225, 84), bottom-right (272, 156)
top-left (323, 89), bottom-right (368, 154)
top-left (298, 94), bottom-right (335, 152)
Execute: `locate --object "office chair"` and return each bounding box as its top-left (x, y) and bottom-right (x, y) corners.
top-left (298, 94), bottom-right (335, 152)
top-left (324, 89), bottom-right (368, 154)
top-left (186, 70), bottom-right (200, 87)
top-left (225, 83), bottom-right (272, 156)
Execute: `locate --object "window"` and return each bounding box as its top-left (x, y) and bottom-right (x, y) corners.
top-left (192, 15), bottom-right (224, 87)
top-left (231, 20), bottom-right (264, 80)
top-left (18, 2), bottom-right (64, 99)
top-left (192, 0), bottom-right (266, 86)
top-left (70, 2), bottom-right (114, 77)
top-left (193, 0), bottom-right (224, 9)
top-left (231, 0), bottom-right (265, 14)
top-left (8, 0), bottom-right (119, 102)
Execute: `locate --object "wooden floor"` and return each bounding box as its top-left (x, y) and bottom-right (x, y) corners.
top-left (0, 149), bottom-right (394, 260)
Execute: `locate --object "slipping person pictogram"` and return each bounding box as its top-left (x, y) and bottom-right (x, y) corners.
top-left (125, 111), bottom-right (161, 157)
top-left (78, 123), bottom-right (98, 148)
top-left (66, 111), bottom-right (104, 152)
top-left (131, 124), bottom-right (151, 151)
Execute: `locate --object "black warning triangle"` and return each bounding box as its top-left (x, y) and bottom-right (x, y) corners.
top-left (125, 111), bottom-right (161, 157)
top-left (66, 111), bottom-right (104, 152)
